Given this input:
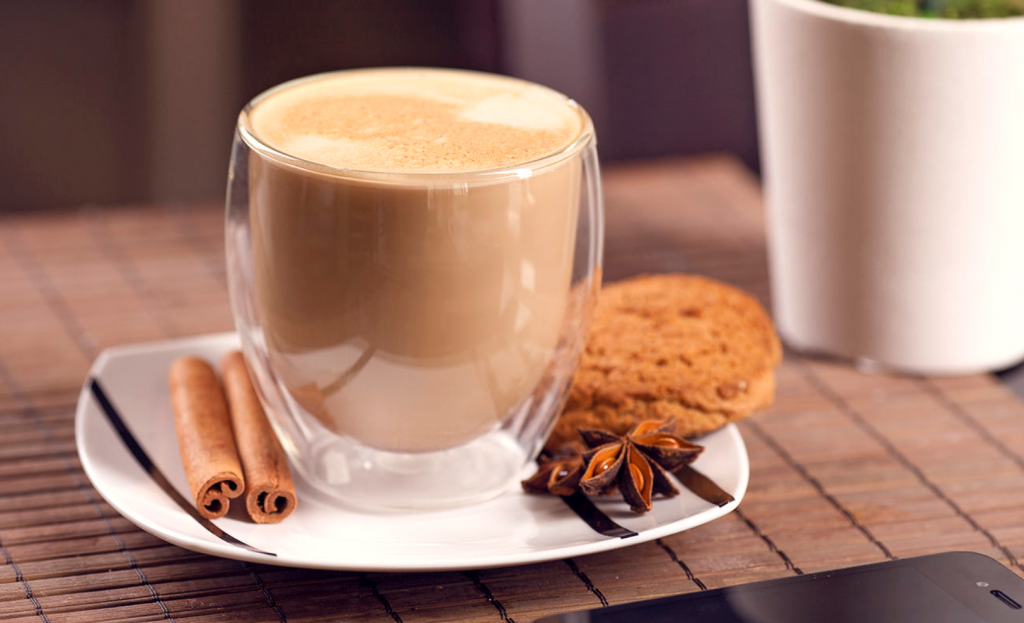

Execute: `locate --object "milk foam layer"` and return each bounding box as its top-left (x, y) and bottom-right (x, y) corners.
top-left (249, 68), bottom-right (584, 174)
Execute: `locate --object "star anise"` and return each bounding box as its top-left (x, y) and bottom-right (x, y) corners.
top-left (578, 419), bottom-right (704, 513)
top-left (522, 444), bottom-right (585, 496)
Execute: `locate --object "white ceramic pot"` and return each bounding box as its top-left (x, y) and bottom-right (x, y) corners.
top-left (750, 0), bottom-right (1024, 374)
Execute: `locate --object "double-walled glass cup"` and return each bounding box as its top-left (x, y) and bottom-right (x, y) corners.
top-left (225, 70), bottom-right (603, 509)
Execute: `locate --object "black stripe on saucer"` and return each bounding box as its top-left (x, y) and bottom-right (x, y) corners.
top-left (89, 378), bottom-right (275, 557)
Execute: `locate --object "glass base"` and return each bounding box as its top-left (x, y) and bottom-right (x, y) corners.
top-left (295, 430), bottom-right (527, 510)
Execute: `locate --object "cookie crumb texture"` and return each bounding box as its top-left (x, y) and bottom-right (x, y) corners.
top-left (548, 274), bottom-right (781, 450)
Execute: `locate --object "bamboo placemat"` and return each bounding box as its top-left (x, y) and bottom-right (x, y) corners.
top-left (1, 156), bottom-right (1022, 622)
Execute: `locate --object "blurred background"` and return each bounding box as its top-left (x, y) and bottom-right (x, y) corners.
top-left (0, 0), bottom-right (758, 212)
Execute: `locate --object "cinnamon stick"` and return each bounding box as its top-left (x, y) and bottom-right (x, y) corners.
top-left (168, 357), bottom-right (244, 519)
top-left (220, 351), bottom-right (297, 524)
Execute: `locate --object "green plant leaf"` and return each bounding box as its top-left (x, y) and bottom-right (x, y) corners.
top-left (820, 0), bottom-right (1024, 17)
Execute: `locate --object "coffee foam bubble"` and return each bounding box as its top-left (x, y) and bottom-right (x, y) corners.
top-left (248, 68), bottom-right (584, 174)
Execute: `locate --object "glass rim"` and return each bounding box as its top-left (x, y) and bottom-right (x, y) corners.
top-left (236, 67), bottom-right (596, 185)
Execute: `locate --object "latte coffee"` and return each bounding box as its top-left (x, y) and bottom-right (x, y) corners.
top-left (242, 68), bottom-right (588, 454)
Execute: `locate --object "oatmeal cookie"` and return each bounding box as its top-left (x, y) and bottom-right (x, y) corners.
top-left (547, 274), bottom-right (781, 450)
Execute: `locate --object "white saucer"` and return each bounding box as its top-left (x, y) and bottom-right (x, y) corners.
top-left (75, 333), bottom-right (748, 572)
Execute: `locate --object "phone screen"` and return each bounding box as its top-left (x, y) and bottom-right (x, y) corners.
top-left (640, 565), bottom-right (976, 623)
top-left (540, 553), bottom-right (1024, 623)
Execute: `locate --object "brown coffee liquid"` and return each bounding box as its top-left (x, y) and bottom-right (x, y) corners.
top-left (249, 68), bottom-right (583, 173)
top-left (245, 69), bottom-right (587, 453)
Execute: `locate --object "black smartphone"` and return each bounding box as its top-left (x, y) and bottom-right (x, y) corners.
top-left (536, 552), bottom-right (1024, 622)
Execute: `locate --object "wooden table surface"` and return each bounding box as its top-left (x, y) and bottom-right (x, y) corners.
top-left (2, 156), bottom-right (1023, 622)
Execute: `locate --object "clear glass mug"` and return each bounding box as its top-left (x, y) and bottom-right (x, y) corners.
top-left (225, 70), bottom-right (604, 509)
